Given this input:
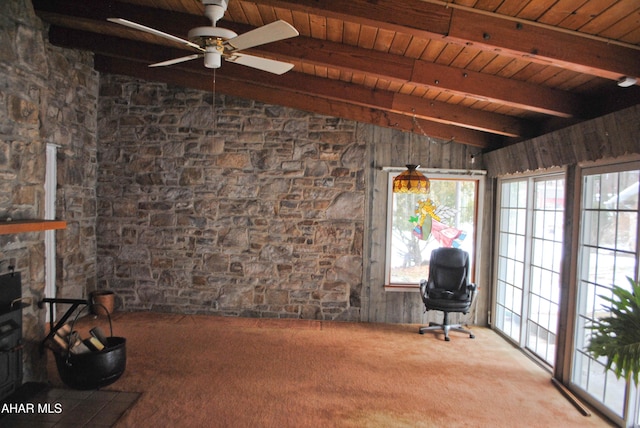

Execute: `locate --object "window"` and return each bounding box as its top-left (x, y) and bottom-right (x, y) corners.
top-left (385, 170), bottom-right (484, 288)
top-left (572, 163), bottom-right (639, 426)
top-left (494, 174), bottom-right (564, 367)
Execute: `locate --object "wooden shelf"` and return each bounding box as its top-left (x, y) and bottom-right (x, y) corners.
top-left (0, 220), bottom-right (67, 235)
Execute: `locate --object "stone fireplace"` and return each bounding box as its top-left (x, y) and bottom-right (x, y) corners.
top-left (0, 271), bottom-right (25, 401)
top-left (0, 0), bottom-right (99, 384)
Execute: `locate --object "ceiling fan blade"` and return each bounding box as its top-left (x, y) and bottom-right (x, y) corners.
top-left (226, 53), bottom-right (294, 75)
top-left (224, 20), bottom-right (299, 52)
top-left (149, 54), bottom-right (203, 67)
top-left (107, 18), bottom-right (204, 52)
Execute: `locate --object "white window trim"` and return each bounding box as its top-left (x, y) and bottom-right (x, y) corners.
top-left (45, 143), bottom-right (59, 320)
top-left (383, 167), bottom-right (486, 291)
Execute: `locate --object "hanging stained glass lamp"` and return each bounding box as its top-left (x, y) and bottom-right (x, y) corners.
top-left (393, 164), bottom-right (430, 194)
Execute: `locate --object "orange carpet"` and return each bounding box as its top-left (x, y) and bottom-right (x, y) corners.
top-left (47, 312), bottom-right (612, 427)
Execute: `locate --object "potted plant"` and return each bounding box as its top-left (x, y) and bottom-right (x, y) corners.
top-left (587, 277), bottom-right (640, 386)
top-left (90, 290), bottom-right (115, 316)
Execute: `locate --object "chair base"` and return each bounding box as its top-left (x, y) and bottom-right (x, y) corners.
top-left (418, 312), bottom-right (475, 341)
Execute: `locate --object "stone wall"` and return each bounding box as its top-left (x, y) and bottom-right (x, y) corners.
top-left (0, 0), bottom-right (98, 382)
top-left (45, 48), bottom-right (99, 305)
top-left (97, 75), bottom-right (365, 321)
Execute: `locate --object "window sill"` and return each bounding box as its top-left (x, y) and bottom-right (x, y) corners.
top-left (384, 285), bottom-right (419, 292)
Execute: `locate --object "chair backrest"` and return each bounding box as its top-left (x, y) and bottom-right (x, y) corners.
top-left (428, 247), bottom-right (469, 292)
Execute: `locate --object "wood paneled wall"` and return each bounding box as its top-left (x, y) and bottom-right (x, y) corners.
top-left (484, 104), bottom-right (640, 177)
top-left (362, 104), bottom-right (639, 326)
top-left (361, 125), bottom-right (490, 325)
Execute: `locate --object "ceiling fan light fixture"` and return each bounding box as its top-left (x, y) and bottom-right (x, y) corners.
top-left (204, 46), bottom-right (222, 68)
top-left (393, 165), bottom-right (430, 194)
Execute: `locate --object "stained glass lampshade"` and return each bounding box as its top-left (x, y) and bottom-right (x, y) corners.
top-left (392, 164), bottom-right (430, 194)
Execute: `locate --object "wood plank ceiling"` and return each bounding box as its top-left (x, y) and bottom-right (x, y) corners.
top-left (33, 0), bottom-right (640, 150)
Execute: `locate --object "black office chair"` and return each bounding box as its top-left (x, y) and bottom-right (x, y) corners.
top-left (419, 247), bottom-right (476, 341)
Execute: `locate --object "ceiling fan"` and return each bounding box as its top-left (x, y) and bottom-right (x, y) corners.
top-left (108, 0), bottom-right (299, 75)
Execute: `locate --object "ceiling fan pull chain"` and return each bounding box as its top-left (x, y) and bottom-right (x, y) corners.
top-left (212, 68), bottom-right (217, 135)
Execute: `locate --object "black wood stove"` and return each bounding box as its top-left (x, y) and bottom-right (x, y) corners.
top-left (0, 271), bottom-right (24, 401)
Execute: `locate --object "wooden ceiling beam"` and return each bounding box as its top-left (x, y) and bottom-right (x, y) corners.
top-left (246, 0), bottom-right (453, 38)
top-left (41, 0), bottom-right (584, 121)
top-left (32, 0), bottom-right (209, 35)
top-left (447, 9), bottom-right (640, 83)
top-left (94, 55), bottom-right (498, 148)
top-left (253, 33), bottom-right (582, 118)
top-left (220, 61), bottom-right (527, 138)
top-left (409, 61), bottom-right (583, 118)
top-left (390, 94), bottom-right (528, 138)
top-left (252, 0), bottom-right (640, 82)
top-left (48, 26), bottom-right (527, 138)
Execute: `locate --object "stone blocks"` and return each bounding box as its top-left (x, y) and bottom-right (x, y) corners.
top-left (97, 76), bottom-right (365, 321)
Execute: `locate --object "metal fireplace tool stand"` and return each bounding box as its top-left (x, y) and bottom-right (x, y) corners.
top-left (38, 298), bottom-right (88, 354)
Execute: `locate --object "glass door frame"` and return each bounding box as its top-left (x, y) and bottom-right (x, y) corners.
top-left (567, 159), bottom-right (640, 427)
top-left (492, 170), bottom-right (565, 368)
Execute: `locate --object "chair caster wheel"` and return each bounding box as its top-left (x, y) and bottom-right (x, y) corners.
top-left (470, 334), bottom-right (475, 339)
top-left (419, 330), bottom-right (425, 335)
top-left (445, 336), bottom-right (450, 342)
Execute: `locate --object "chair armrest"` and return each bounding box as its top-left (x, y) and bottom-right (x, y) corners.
top-left (419, 279), bottom-right (428, 298)
top-left (467, 283), bottom-right (477, 300)
top-left (420, 279), bottom-right (440, 296)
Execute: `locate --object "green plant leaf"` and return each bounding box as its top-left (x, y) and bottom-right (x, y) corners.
top-left (586, 277), bottom-right (640, 386)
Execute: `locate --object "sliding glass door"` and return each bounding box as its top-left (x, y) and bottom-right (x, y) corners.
top-left (495, 180), bottom-right (527, 342)
top-left (494, 174), bottom-right (564, 366)
top-left (527, 178), bottom-right (564, 365)
top-left (571, 163), bottom-right (639, 426)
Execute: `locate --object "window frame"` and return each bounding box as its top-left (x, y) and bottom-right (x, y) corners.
top-left (383, 168), bottom-right (486, 291)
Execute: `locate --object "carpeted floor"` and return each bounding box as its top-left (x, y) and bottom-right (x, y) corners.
top-left (46, 312), bottom-right (613, 427)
